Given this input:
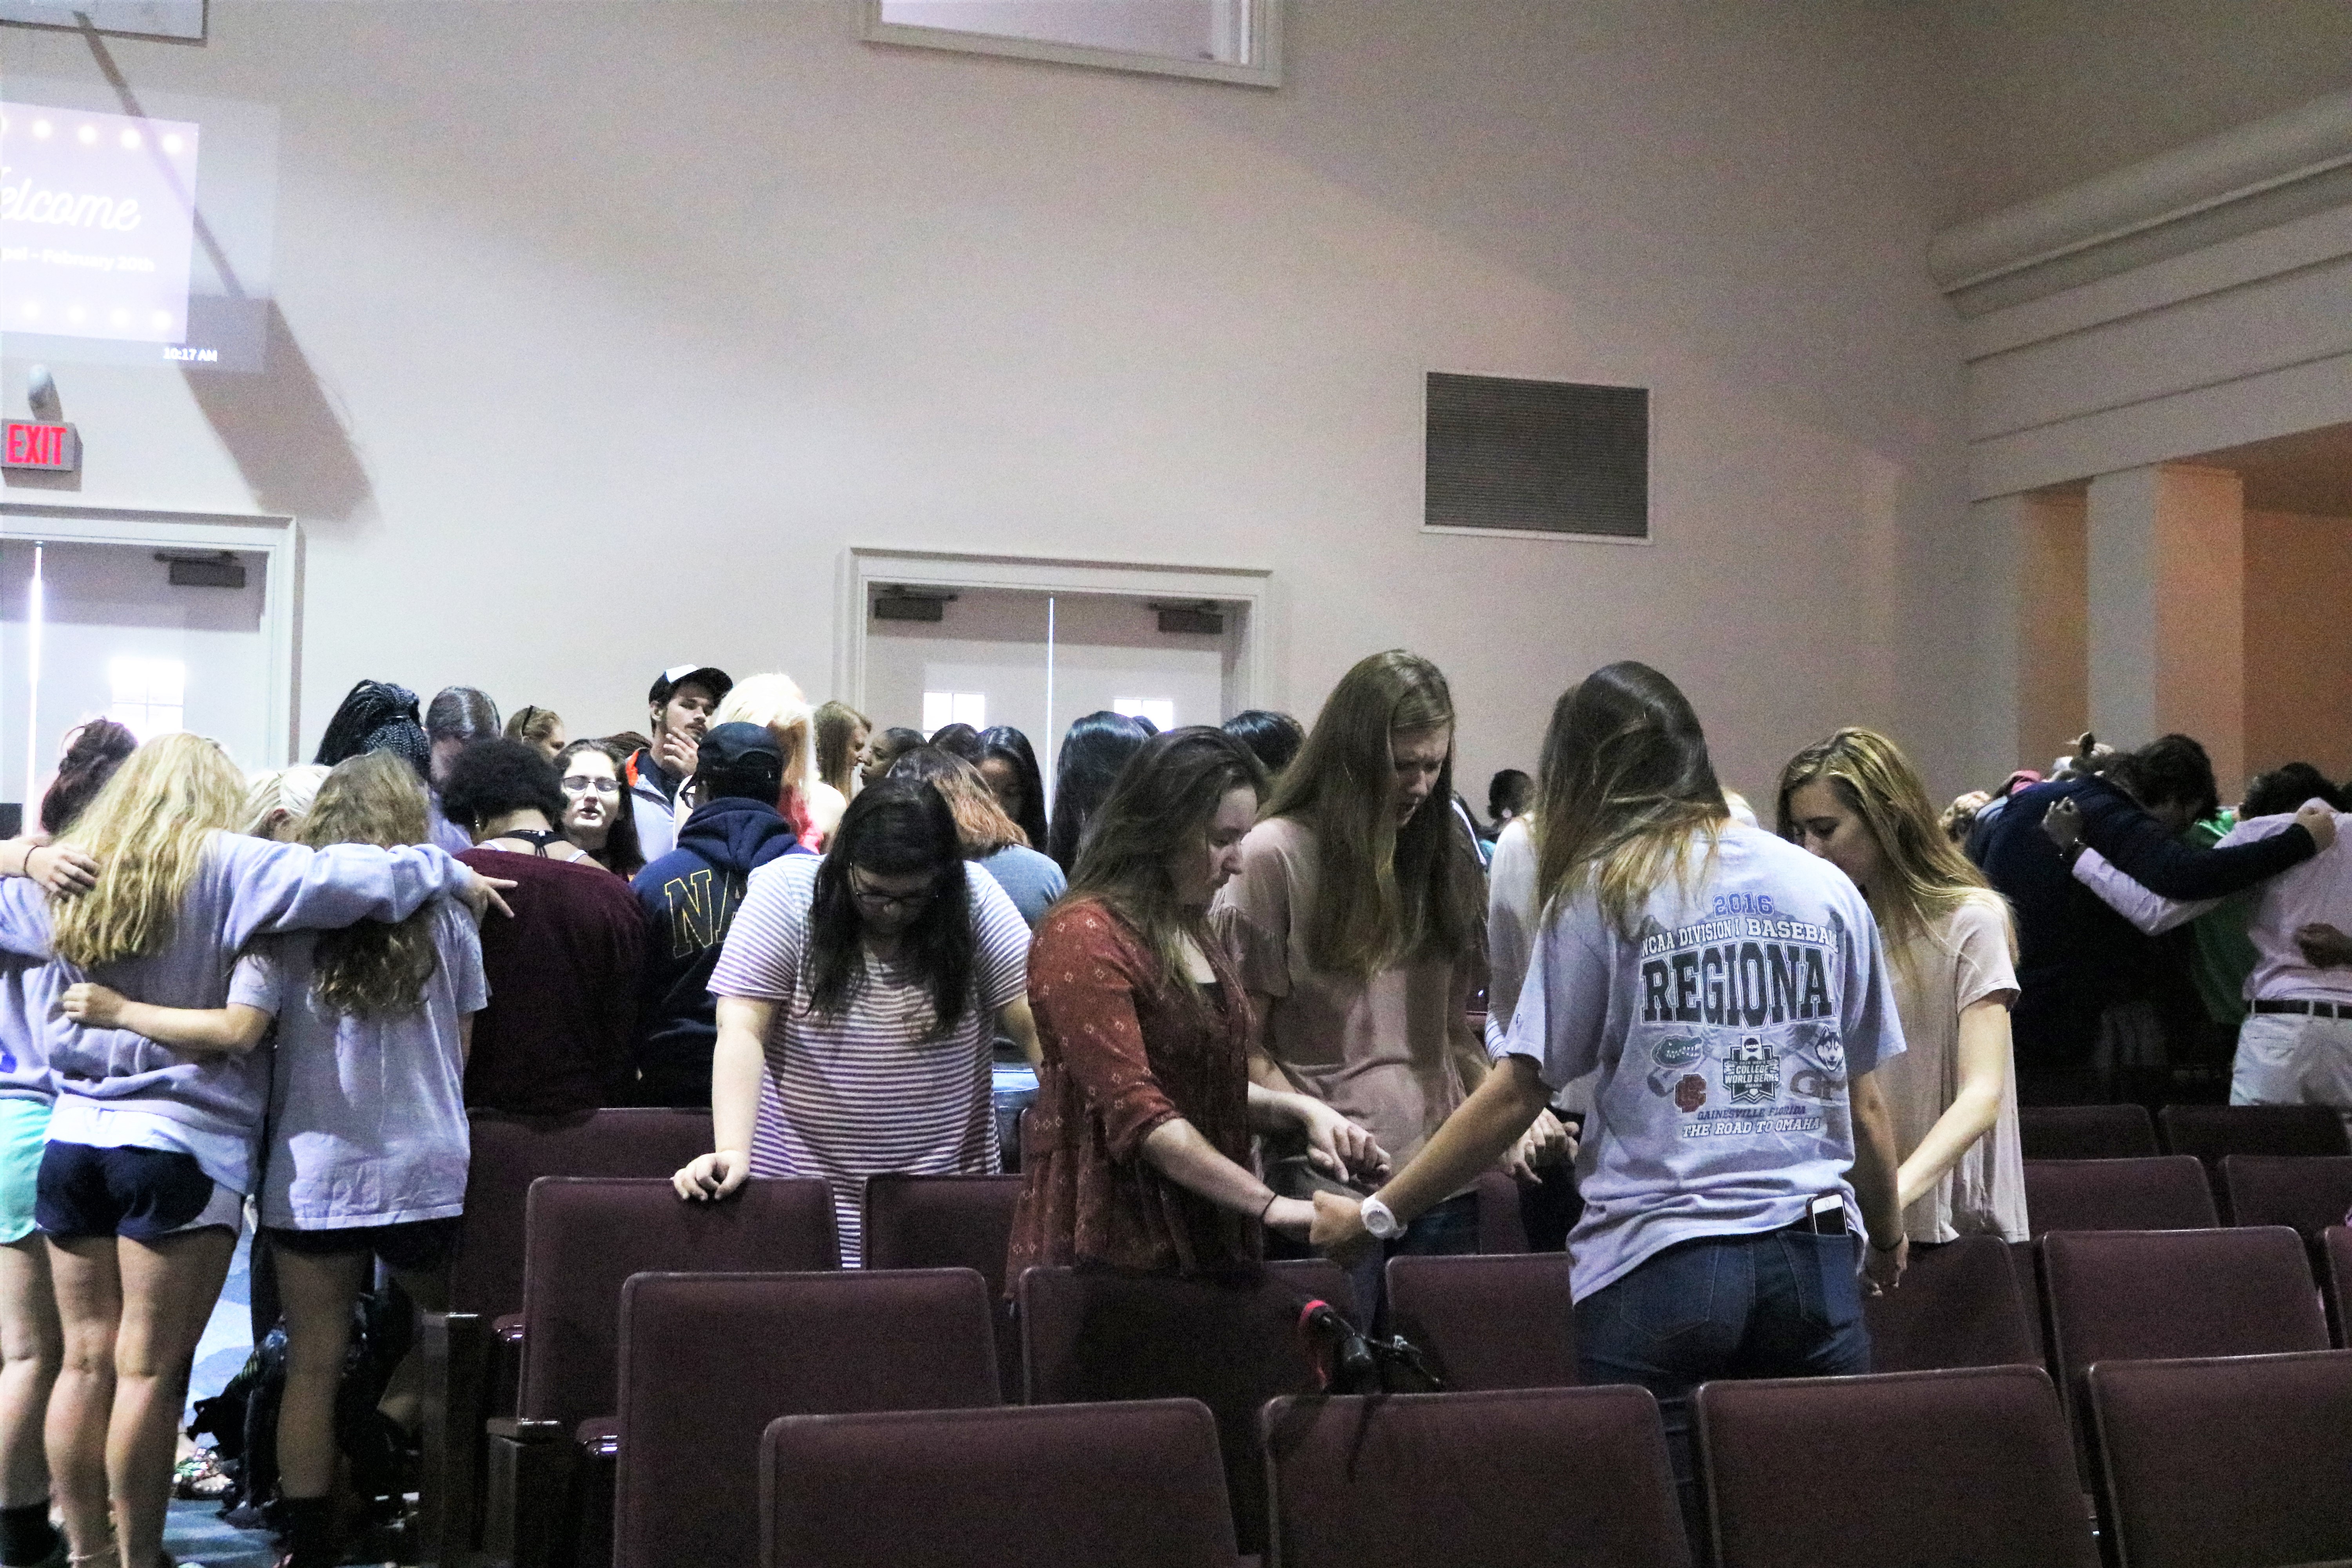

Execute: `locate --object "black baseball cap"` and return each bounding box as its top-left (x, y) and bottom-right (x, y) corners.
top-left (697, 721), bottom-right (783, 772)
top-left (649, 664), bottom-right (732, 706)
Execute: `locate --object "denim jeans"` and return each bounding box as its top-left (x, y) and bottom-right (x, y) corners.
top-left (1574, 1227), bottom-right (1870, 1541)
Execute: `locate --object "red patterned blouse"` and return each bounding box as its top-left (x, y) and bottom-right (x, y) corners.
top-left (1007, 896), bottom-right (1262, 1285)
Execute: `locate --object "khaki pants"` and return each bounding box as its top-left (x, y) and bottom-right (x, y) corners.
top-left (2231, 1011), bottom-right (2352, 1134)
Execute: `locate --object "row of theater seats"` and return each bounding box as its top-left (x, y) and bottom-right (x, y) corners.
top-left (760, 1349), bottom-right (2352, 1568)
top-left (412, 1109), bottom-right (2352, 1568)
top-left (2019, 1101), bottom-right (2351, 1163)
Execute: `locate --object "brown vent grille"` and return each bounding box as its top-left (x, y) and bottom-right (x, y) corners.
top-left (1425, 372), bottom-right (1648, 539)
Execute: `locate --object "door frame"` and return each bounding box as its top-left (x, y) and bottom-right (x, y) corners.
top-left (836, 546), bottom-right (1273, 723)
top-left (2, 501), bottom-right (302, 766)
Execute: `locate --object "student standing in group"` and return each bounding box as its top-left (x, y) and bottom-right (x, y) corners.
top-left (554, 739), bottom-right (645, 879)
top-left (1212, 652), bottom-right (1549, 1310)
top-left (55, 753), bottom-right (486, 1568)
top-left (504, 705), bottom-right (567, 761)
top-left (626, 665), bottom-right (732, 865)
top-left (1046, 712), bottom-right (1152, 874)
top-left (1779, 728), bottom-right (2028, 1246)
top-left (672, 779), bottom-right (1040, 1265)
top-left (975, 727), bottom-right (1049, 855)
top-left (1011, 728), bottom-right (1386, 1281)
top-left (1312, 663), bottom-right (1907, 1537)
top-left (445, 740), bottom-right (644, 1114)
top-left (633, 724), bottom-right (809, 1107)
top-left (0, 733), bottom-right (501, 1568)
top-left (813, 702), bottom-right (872, 803)
top-left (888, 749), bottom-right (1066, 931)
top-left (0, 736), bottom-right (129, 1568)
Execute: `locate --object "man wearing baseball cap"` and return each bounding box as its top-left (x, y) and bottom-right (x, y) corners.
top-left (630, 722), bottom-right (809, 1105)
top-left (626, 664), bottom-right (731, 864)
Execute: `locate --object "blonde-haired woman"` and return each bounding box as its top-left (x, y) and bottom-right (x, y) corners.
top-left (0, 733), bottom-right (497, 1568)
top-left (1778, 727), bottom-right (2027, 1245)
top-left (712, 673), bottom-right (848, 847)
top-left (244, 762), bottom-right (330, 841)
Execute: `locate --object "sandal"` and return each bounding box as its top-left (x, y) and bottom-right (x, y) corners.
top-left (170, 1448), bottom-right (233, 1503)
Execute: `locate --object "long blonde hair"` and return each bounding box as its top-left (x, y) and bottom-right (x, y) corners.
top-left (713, 673), bottom-right (819, 806)
top-left (244, 764), bottom-right (330, 838)
top-left (302, 752), bottom-right (438, 1016)
top-left (51, 733), bottom-right (247, 969)
top-left (1531, 663), bottom-right (1728, 936)
top-left (1263, 650), bottom-right (1481, 976)
top-left (1775, 727), bottom-right (2011, 965)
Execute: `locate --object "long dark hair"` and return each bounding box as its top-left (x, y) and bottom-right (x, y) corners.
top-left (1046, 711), bottom-right (1151, 873)
top-left (1533, 661), bottom-right (1727, 933)
top-left (804, 779), bottom-right (973, 1037)
top-left (1264, 650), bottom-right (1481, 976)
top-left (40, 720), bottom-right (138, 834)
top-left (303, 752), bottom-right (438, 1017)
top-left (1221, 710), bottom-right (1305, 778)
top-left (555, 737), bottom-right (643, 878)
top-left (978, 726), bottom-right (1049, 851)
top-left (1070, 728), bottom-right (1265, 991)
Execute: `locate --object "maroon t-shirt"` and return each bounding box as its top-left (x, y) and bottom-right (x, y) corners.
top-left (459, 849), bottom-right (646, 1116)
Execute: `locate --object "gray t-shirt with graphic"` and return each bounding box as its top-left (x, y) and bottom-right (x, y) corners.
top-left (1498, 821), bottom-right (1905, 1300)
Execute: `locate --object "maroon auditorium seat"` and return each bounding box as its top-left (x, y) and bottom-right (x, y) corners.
top-left (1262, 1386), bottom-right (1689, 1568)
top-left (2021, 1156), bottom-right (2217, 1234)
top-left (1693, 1366), bottom-right (2097, 1568)
top-left (2018, 1103), bottom-right (2158, 1160)
top-left (2087, 1348), bottom-right (2352, 1568)
top-left (615, 1269), bottom-right (1000, 1568)
top-left (861, 1173), bottom-right (1024, 1396)
top-left (483, 1177), bottom-right (837, 1568)
top-left (1383, 1252), bottom-right (1575, 1390)
top-left (762, 1399), bottom-right (1236, 1568)
top-left (2040, 1226), bottom-right (2330, 1455)
top-left (418, 1108), bottom-right (713, 1562)
top-left (1018, 1259), bottom-right (1349, 1558)
top-left (1473, 1169), bottom-right (1529, 1253)
top-left (2218, 1154), bottom-right (2352, 1238)
top-left (2328, 1227), bottom-right (2352, 1347)
top-left (1860, 1234), bottom-right (2038, 1372)
top-left (2158, 1102), bottom-right (2350, 1164)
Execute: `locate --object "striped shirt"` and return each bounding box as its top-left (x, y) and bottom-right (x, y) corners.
top-left (709, 855), bottom-right (1031, 1265)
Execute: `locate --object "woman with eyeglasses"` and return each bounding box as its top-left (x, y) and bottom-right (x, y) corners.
top-left (673, 778), bottom-right (1042, 1265)
top-left (555, 739), bottom-right (644, 879)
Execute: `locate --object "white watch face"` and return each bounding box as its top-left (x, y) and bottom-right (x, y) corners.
top-left (1361, 1199), bottom-right (1402, 1240)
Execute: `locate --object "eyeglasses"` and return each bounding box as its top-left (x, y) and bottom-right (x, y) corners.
top-left (561, 775), bottom-right (622, 796)
top-left (848, 867), bottom-right (938, 913)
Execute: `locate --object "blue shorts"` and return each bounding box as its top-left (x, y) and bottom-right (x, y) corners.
top-left (36, 1142), bottom-right (243, 1242)
top-left (265, 1217), bottom-right (459, 1274)
top-left (0, 1100), bottom-right (51, 1245)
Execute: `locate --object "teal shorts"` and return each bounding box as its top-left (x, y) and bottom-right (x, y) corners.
top-left (0, 1099), bottom-right (53, 1245)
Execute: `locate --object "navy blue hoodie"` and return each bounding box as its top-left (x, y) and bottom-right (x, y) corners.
top-left (630, 795), bottom-right (809, 1105)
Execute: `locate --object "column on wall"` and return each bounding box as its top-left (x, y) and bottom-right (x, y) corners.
top-left (1968, 489), bottom-right (2089, 777)
top-left (2084, 464), bottom-right (2246, 795)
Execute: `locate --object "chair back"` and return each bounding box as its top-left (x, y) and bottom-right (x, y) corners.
top-left (1860, 1234), bottom-right (2038, 1372)
top-left (1693, 1366), bottom-right (2097, 1568)
top-left (615, 1269), bottom-right (998, 1568)
top-left (2022, 1157), bottom-right (2216, 1234)
top-left (517, 1177), bottom-right (838, 1430)
top-left (2326, 1225), bottom-right (2352, 1345)
top-left (2088, 1348), bottom-right (2352, 1568)
top-left (1016, 1258), bottom-right (1347, 1556)
top-left (453, 1109), bottom-right (715, 1317)
top-left (1261, 1386), bottom-right (1689, 1568)
top-left (760, 1400), bottom-right (1236, 1568)
top-left (2159, 1103), bottom-right (2351, 1163)
top-left (2019, 1103), bottom-right (2158, 1160)
top-left (2218, 1154), bottom-right (2352, 1237)
top-left (1473, 1169), bottom-right (1529, 1253)
top-left (1383, 1252), bottom-right (1575, 1390)
top-left (2041, 1227), bottom-right (2331, 1425)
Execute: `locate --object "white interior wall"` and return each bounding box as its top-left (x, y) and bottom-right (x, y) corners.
top-left (0, 0), bottom-right (1975, 806)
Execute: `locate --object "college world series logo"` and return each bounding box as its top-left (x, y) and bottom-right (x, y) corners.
top-left (1721, 1035), bottom-right (1780, 1105)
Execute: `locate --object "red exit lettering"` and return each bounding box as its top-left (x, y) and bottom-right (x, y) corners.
top-left (2, 422), bottom-right (74, 470)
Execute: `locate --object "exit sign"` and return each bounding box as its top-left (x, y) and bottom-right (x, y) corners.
top-left (2, 422), bottom-right (79, 472)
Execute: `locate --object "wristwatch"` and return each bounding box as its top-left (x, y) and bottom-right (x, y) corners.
top-left (1359, 1196), bottom-right (1404, 1240)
